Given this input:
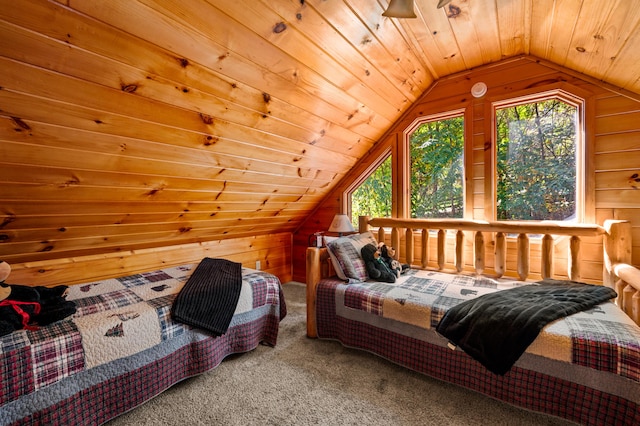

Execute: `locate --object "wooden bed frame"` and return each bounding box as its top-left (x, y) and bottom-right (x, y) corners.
top-left (306, 217), bottom-right (640, 337)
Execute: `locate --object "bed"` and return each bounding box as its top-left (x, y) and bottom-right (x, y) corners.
top-left (0, 259), bottom-right (286, 426)
top-left (306, 217), bottom-right (640, 426)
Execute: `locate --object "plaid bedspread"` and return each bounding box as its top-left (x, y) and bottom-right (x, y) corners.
top-left (0, 264), bottom-right (284, 425)
top-left (317, 270), bottom-right (640, 425)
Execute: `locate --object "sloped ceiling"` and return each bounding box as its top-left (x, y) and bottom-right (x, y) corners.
top-left (2, 0), bottom-right (640, 263)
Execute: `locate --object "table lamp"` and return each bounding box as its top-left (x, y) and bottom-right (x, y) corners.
top-left (328, 214), bottom-right (355, 237)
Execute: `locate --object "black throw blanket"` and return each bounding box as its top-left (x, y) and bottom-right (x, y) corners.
top-left (435, 279), bottom-right (617, 375)
top-left (171, 258), bottom-right (243, 336)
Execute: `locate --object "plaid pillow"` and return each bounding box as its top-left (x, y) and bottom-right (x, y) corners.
top-left (326, 232), bottom-right (377, 282)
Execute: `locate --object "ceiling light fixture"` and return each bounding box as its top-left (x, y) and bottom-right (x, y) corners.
top-left (382, 0), bottom-right (416, 18)
top-left (383, 1), bottom-right (454, 18)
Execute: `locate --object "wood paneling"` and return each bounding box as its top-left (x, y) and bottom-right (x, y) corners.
top-left (1, 1), bottom-right (640, 284)
top-left (293, 58), bottom-right (640, 282)
top-left (9, 232), bottom-right (292, 286)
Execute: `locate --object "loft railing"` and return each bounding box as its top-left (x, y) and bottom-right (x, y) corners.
top-left (358, 216), bottom-right (638, 323)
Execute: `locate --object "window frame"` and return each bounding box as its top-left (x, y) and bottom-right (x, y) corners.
top-left (403, 109), bottom-right (467, 219)
top-left (491, 89), bottom-right (587, 223)
top-left (345, 147), bottom-right (394, 228)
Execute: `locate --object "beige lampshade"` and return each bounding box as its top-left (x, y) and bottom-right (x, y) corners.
top-left (382, 0), bottom-right (416, 18)
top-left (328, 214), bottom-right (355, 235)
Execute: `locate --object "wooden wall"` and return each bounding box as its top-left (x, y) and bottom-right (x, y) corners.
top-left (10, 232), bottom-right (292, 286)
top-left (1, 2), bottom-right (639, 286)
top-left (293, 57), bottom-right (640, 282)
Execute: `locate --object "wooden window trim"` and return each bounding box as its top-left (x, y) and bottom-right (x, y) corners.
top-left (402, 109), bottom-right (467, 219)
top-left (489, 85), bottom-right (590, 223)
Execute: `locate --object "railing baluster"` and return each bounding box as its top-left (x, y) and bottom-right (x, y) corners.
top-left (406, 228), bottom-right (414, 267)
top-left (541, 234), bottom-right (553, 280)
top-left (421, 228), bottom-right (428, 269)
top-left (495, 232), bottom-right (506, 278)
top-left (474, 231), bottom-right (484, 275)
top-left (455, 230), bottom-right (464, 272)
top-left (517, 233), bottom-right (529, 281)
top-left (569, 235), bottom-right (580, 281)
top-left (437, 229), bottom-right (445, 270)
top-left (391, 227), bottom-right (400, 259)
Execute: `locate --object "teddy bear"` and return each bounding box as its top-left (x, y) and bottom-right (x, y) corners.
top-left (360, 243), bottom-right (397, 283)
top-left (378, 243), bottom-right (410, 278)
top-left (0, 260), bottom-right (77, 337)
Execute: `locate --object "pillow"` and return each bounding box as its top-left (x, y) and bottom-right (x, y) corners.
top-left (322, 236), bottom-right (345, 280)
top-left (325, 232), bottom-right (378, 282)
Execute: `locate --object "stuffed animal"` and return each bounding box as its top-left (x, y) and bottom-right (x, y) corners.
top-left (0, 260), bottom-right (77, 337)
top-left (378, 243), bottom-right (410, 277)
top-left (360, 243), bottom-right (396, 283)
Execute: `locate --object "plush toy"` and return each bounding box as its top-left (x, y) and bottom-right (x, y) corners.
top-left (0, 260), bottom-right (77, 337)
top-left (360, 243), bottom-right (396, 283)
top-left (378, 243), bottom-right (410, 277)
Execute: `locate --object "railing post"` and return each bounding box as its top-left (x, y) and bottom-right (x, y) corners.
top-left (391, 227), bottom-right (400, 259)
top-left (437, 229), bottom-right (445, 270)
top-left (474, 231), bottom-right (485, 275)
top-left (405, 228), bottom-right (414, 267)
top-left (569, 236), bottom-right (581, 281)
top-left (306, 247), bottom-right (321, 338)
top-left (378, 228), bottom-right (386, 245)
top-left (359, 215), bottom-right (370, 233)
top-left (541, 234), bottom-right (553, 280)
top-left (455, 230), bottom-right (464, 272)
top-left (604, 220), bottom-right (632, 288)
top-left (517, 233), bottom-right (529, 281)
top-left (495, 232), bottom-right (506, 278)
top-left (421, 229), bottom-right (428, 269)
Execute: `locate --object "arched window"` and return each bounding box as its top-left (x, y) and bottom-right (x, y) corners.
top-left (406, 111), bottom-right (465, 218)
top-left (493, 91), bottom-right (584, 221)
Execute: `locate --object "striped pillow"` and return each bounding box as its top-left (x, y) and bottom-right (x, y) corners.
top-left (326, 232), bottom-right (377, 282)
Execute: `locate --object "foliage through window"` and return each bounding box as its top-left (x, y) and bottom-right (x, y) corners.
top-left (495, 98), bottom-right (577, 221)
top-left (409, 115), bottom-right (464, 218)
top-left (350, 156), bottom-right (392, 225)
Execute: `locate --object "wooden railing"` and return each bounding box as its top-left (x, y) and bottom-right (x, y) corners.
top-left (360, 216), bottom-right (612, 281)
top-left (612, 263), bottom-right (640, 324)
top-left (354, 216), bottom-right (640, 324)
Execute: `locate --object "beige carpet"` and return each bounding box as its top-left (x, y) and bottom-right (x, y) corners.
top-left (107, 282), bottom-right (575, 425)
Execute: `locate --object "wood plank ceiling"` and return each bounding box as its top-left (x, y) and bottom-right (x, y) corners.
top-left (2, 0), bottom-right (640, 264)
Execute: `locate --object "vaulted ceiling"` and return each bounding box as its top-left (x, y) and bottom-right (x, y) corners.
top-left (2, 0), bottom-right (640, 263)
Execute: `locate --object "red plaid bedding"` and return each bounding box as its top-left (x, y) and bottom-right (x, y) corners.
top-left (0, 264), bottom-right (285, 425)
top-left (316, 272), bottom-right (640, 426)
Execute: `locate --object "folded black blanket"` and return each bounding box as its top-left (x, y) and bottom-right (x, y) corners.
top-left (171, 257), bottom-right (243, 336)
top-left (436, 279), bottom-right (617, 375)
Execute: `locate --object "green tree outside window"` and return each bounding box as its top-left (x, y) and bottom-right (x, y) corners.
top-left (351, 156), bottom-right (392, 225)
top-left (496, 99), bottom-right (577, 221)
top-left (409, 116), bottom-right (464, 218)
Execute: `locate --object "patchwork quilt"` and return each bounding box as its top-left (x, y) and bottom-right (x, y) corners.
top-left (316, 269), bottom-right (640, 425)
top-left (435, 279), bottom-right (618, 375)
top-left (0, 264), bottom-right (285, 426)
top-left (337, 269), bottom-right (640, 381)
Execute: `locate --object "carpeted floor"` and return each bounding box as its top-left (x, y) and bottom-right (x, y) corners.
top-left (107, 281), bottom-right (575, 425)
